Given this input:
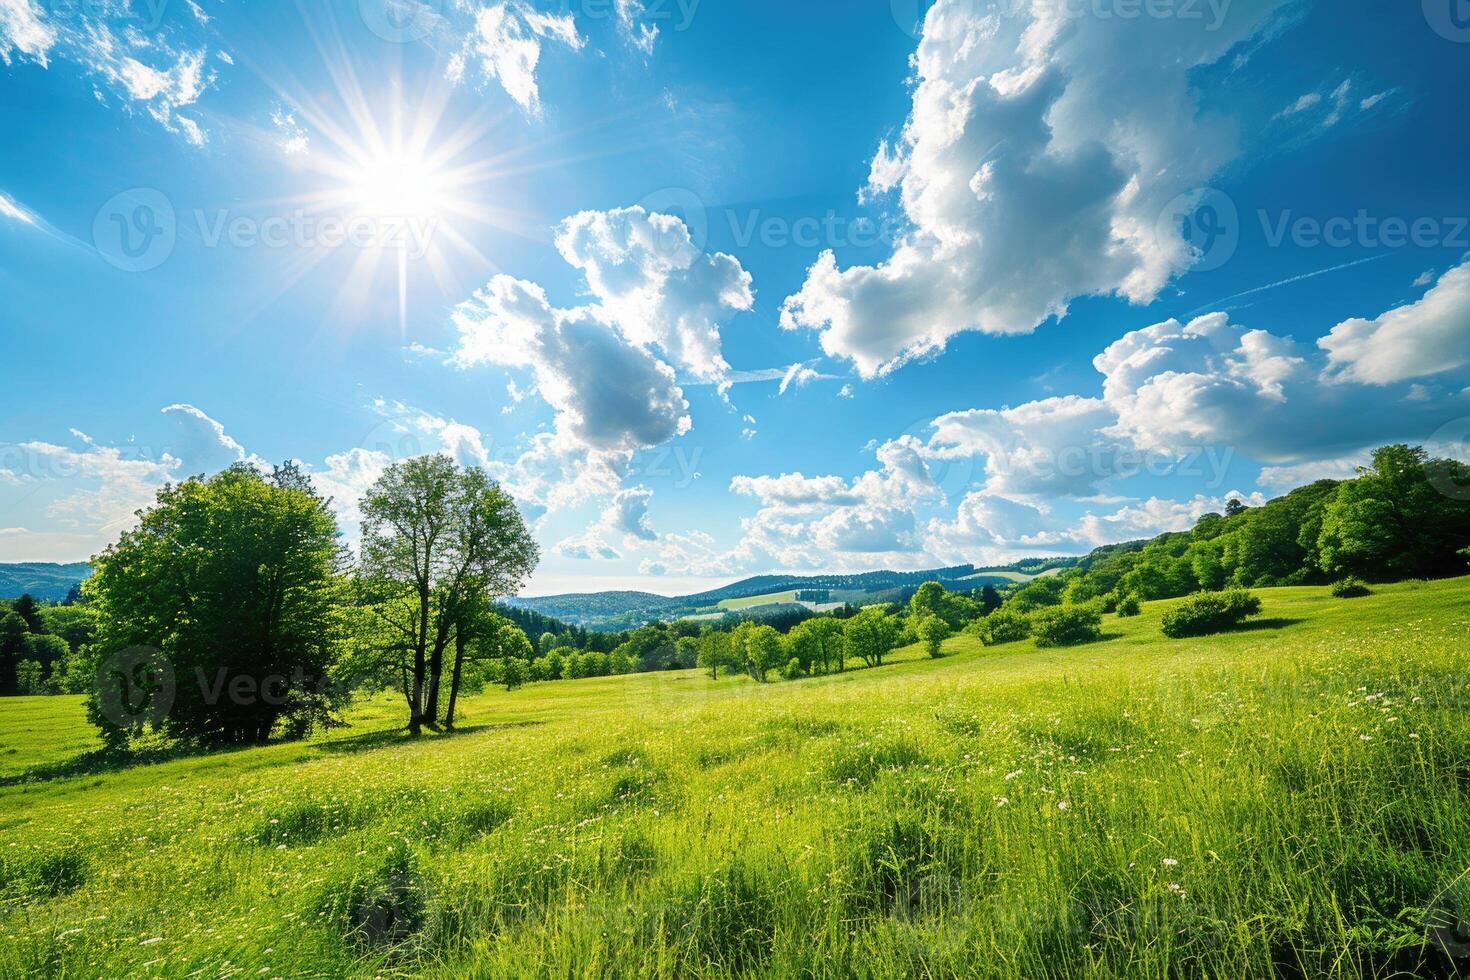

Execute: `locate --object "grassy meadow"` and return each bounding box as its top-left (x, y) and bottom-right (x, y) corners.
top-left (3, 578), bottom-right (1470, 977)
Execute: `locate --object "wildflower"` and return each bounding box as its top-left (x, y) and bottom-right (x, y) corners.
top-left (1359, 734), bottom-right (1372, 742)
top-left (995, 796), bottom-right (1009, 807)
top-left (1162, 858), bottom-right (1178, 866)
top-left (1057, 801), bottom-right (1069, 811)
top-left (1005, 769), bottom-right (1023, 780)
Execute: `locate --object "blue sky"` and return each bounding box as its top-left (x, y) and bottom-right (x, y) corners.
top-left (2, 0), bottom-right (1468, 594)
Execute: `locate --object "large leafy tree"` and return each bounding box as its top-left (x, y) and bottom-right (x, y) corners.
top-left (358, 455), bottom-right (538, 734)
top-left (843, 607), bottom-right (899, 668)
top-left (1318, 445), bottom-right (1470, 580)
top-left (86, 463), bottom-right (347, 747)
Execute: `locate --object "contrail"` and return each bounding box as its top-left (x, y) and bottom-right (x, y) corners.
top-left (1186, 254), bottom-right (1390, 317)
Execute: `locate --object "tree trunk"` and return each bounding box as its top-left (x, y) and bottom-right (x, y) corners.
top-left (444, 629), bottom-right (467, 730)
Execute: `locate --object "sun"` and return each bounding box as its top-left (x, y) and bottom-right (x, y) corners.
top-left (347, 149), bottom-right (449, 221)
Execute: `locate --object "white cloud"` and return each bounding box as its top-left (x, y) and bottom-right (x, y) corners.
top-left (555, 484), bottom-right (657, 561)
top-left (0, 190), bottom-right (35, 226)
top-left (1318, 258), bottom-right (1470, 385)
top-left (1095, 307), bottom-right (1468, 464)
top-left (452, 275), bottom-right (691, 455)
top-left (779, 0), bottom-right (1286, 377)
top-left (271, 107), bottom-right (308, 156)
top-left (553, 206), bottom-right (754, 386)
top-left (161, 403), bottom-right (251, 474)
top-left (0, 4), bottom-right (217, 143)
top-left (616, 0), bottom-right (658, 56)
top-left (0, 0), bottom-right (56, 66)
top-left (924, 395), bottom-right (1126, 499)
top-left (448, 1), bottom-right (583, 115)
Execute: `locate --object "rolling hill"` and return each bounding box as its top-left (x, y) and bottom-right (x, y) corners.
top-left (0, 563), bottom-right (90, 602)
top-left (509, 559), bottom-right (1079, 629)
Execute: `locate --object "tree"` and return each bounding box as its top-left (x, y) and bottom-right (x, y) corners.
top-left (0, 612), bottom-right (25, 696)
top-left (15, 660), bottom-right (46, 696)
top-left (843, 607), bottom-right (898, 668)
top-left (675, 636), bottom-right (700, 670)
top-left (358, 456), bottom-right (538, 734)
top-left (1225, 497), bottom-right (1248, 518)
top-left (85, 463), bottom-right (346, 747)
top-left (11, 594), bottom-right (43, 634)
top-left (978, 585), bottom-right (1003, 615)
top-left (915, 614), bottom-right (950, 658)
top-left (742, 625), bottom-right (785, 683)
top-left (1318, 446), bottom-right (1470, 580)
top-left (697, 630), bottom-right (734, 679)
top-left (444, 609), bottom-right (531, 728)
top-left (909, 581), bottom-right (978, 630)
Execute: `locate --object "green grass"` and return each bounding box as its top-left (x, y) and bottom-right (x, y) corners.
top-left (716, 589), bottom-right (802, 610)
top-left (3, 579), bottom-right (1470, 977)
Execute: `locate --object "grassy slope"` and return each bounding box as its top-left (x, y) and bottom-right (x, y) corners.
top-left (2, 579), bottom-right (1469, 977)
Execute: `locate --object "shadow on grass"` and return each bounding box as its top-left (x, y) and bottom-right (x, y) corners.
top-left (0, 742), bottom-right (254, 789)
top-left (1, 718), bottom-right (549, 788)
top-left (310, 719), bottom-right (545, 757)
top-left (1230, 617), bottom-right (1306, 633)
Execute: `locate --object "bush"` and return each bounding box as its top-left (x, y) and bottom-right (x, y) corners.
top-left (972, 608), bottom-right (1032, 647)
top-left (780, 657), bottom-right (805, 681)
top-left (1116, 592), bottom-right (1142, 617)
top-left (1160, 589), bottom-right (1262, 638)
top-left (1331, 577), bottom-right (1372, 598)
top-left (1029, 606), bottom-right (1103, 648)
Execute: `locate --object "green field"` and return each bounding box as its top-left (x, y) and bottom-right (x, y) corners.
top-left (3, 578), bottom-right (1470, 976)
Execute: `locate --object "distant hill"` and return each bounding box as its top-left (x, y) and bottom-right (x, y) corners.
top-left (509, 559), bottom-right (1080, 630)
top-left (0, 562), bottom-right (91, 602)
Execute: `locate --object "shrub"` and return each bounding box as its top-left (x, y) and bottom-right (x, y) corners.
top-left (1332, 577), bottom-right (1372, 598)
top-left (1116, 592), bottom-right (1142, 617)
top-left (780, 657), bottom-right (805, 681)
top-left (1029, 606), bottom-right (1103, 648)
top-left (1160, 589), bottom-right (1262, 638)
top-left (972, 608), bottom-right (1031, 646)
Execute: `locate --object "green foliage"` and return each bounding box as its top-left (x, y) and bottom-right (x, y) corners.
top-left (971, 608), bottom-right (1032, 646)
top-left (1115, 592), bottom-right (1142, 617)
top-left (86, 463), bottom-right (347, 748)
top-left (739, 624), bottom-right (786, 683)
top-left (908, 581), bottom-right (978, 630)
top-left (1029, 606), bottom-right (1103, 647)
top-left (1161, 588), bottom-right (1263, 639)
top-left (780, 657), bottom-right (804, 681)
top-left (842, 607), bottom-right (899, 667)
top-left (1332, 577), bottom-right (1373, 599)
top-left (915, 614), bottom-right (950, 658)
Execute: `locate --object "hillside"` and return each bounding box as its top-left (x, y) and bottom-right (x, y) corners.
top-left (0, 562), bottom-right (89, 602)
top-left (2, 577), bottom-right (1467, 976)
top-left (511, 559), bottom-right (1078, 629)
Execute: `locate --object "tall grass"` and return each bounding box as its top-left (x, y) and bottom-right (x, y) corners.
top-left (0, 579), bottom-right (1467, 977)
